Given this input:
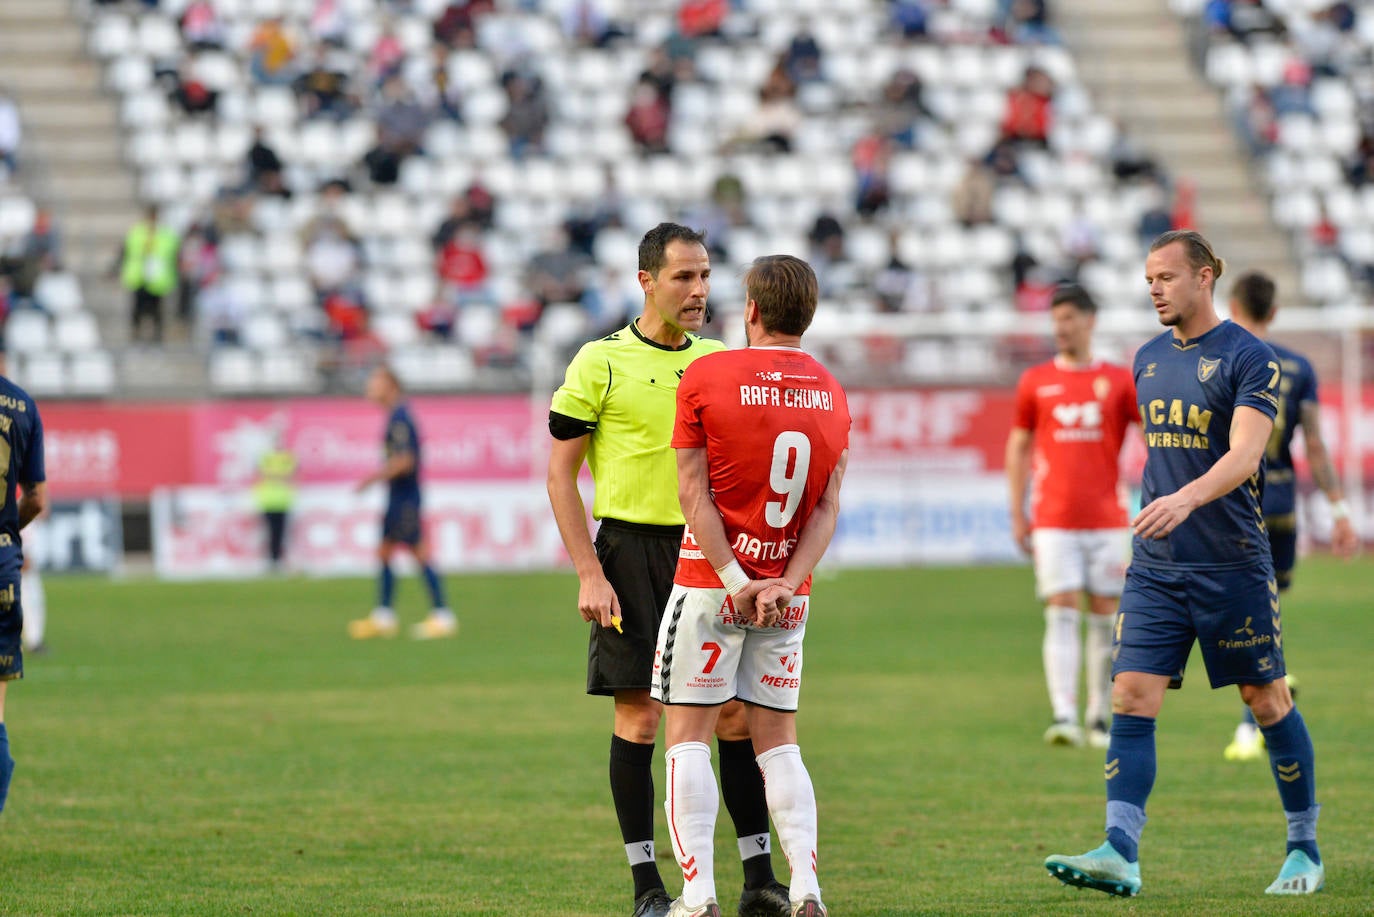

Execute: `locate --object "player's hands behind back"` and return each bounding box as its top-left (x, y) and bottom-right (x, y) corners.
top-left (736, 578), bottom-right (795, 628)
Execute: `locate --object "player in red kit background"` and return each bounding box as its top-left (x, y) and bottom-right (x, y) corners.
top-left (1006, 284), bottom-right (1138, 749)
top-left (652, 255), bottom-right (849, 917)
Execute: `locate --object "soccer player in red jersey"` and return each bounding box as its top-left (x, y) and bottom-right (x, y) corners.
top-left (1006, 285), bottom-right (1139, 749)
top-left (652, 255), bottom-right (850, 917)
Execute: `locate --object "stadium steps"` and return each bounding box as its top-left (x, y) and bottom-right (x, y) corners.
top-left (1054, 0), bottom-right (1300, 294)
top-left (0, 0), bottom-right (174, 389)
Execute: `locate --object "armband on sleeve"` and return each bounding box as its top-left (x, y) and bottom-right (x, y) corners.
top-left (549, 410), bottom-right (597, 441)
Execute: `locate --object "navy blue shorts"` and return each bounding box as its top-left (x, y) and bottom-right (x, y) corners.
top-left (1114, 563), bottom-right (1286, 689)
top-left (1265, 515), bottom-right (1297, 592)
top-left (382, 498), bottom-right (423, 546)
top-left (0, 569), bottom-right (22, 681)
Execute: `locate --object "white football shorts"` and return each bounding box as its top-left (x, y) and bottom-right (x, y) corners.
top-left (650, 583), bottom-right (808, 711)
top-left (1031, 527), bottom-right (1130, 598)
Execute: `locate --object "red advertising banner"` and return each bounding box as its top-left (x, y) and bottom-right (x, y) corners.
top-left (39, 387), bottom-right (1374, 499)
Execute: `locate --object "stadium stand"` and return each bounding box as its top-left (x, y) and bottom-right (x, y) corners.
top-left (0, 0), bottom-right (1310, 395)
top-left (1175, 0), bottom-right (1374, 308)
top-left (0, 81), bottom-right (118, 398)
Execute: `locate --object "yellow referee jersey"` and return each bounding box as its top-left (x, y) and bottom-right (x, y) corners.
top-left (550, 320), bottom-right (725, 525)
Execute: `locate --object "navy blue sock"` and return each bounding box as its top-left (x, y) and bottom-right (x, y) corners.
top-left (1104, 713), bottom-right (1156, 863)
top-left (0, 723), bottom-right (13, 814)
top-left (379, 563), bottom-right (395, 608)
top-left (420, 564), bottom-right (448, 609)
top-left (1259, 707), bottom-right (1321, 864)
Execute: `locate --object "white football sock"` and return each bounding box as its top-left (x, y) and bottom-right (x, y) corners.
top-left (1043, 605), bottom-right (1081, 723)
top-left (1084, 611), bottom-right (1115, 725)
top-left (21, 568), bottom-right (45, 650)
top-left (756, 744), bottom-right (821, 902)
top-left (664, 741), bottom-right (718, 906)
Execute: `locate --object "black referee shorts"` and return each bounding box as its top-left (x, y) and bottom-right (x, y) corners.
top-left (586, 517), bottom-right (683, 696)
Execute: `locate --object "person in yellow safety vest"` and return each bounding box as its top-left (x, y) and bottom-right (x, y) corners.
top-left (116, 205), bottom-right (180, 344)
top-left (253, 437), bottom-right (297, 572)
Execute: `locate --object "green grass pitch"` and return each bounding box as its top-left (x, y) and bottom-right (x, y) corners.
top-left (3, 559), bottom-right (1371, 915)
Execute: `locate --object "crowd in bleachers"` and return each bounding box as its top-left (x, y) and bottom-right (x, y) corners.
top-left (0, 88), bottom-right (116, 396)
top-left (77, 0), bottom-right (1202, 392)
top-left (1180, 0), bottom-right (1374, 306)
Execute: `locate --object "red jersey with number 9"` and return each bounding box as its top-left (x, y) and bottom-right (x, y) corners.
top-left (672, 346), bottom-right (851, 593)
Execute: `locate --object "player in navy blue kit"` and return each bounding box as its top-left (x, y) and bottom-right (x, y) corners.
top-left (0, 372), bottom-right (47, 814)
top-left (1221, 271), bottom-right (1359, 761)
top-left (349, 366), bottom-right (456, 640)
top-left (1045, 231), bottom-right (1324, 897)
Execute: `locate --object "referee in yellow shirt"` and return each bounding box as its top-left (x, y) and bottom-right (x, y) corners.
top-left (548, 224), bottom-right (790, 917)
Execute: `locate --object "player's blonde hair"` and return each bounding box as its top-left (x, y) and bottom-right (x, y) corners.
top-left (1150, 230), bottom-right (1226, 283)
top-left (746, 255), bottom-right (818, 336)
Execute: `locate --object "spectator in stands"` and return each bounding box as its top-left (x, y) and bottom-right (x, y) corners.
top-left (1270, 59), bottom-right (1315, 116)
top-left (1136, 178), bottom-right (1175, 246)
top-left (431, 195), bottom-right (483, 252)
top-left (0, 92), bottom-right (18, 174)
top-left (498, 71), bottom-right (550, 159)
top-left (1234, 84), bottom-right (1278, 154)
top-left (250, 18), bottom-right (298, 86)
top-left (177, 220), bottom-right (220, 327)
top-left (677, 0), bottom-right (727, 39)
top-left (367, 21), bottom-right (406, 87)
top-left (783, 23), bottom-right (824, 84)
top-left (364, 75), bottom-right (431, 184)
top-left (1061, 207), bottom-right (1102, 280)
top-left (1220, 0), bottom-right (1286, 41)
top-left (1001, 65), bottom-right (1055, 147)
top-left (891, 0), bottom-right (931, 39)
top-left (624, 77), bottom-right (671, 155)
top-left (561, 0), bottom-right (619, 48)
top-left (168, 58), bottom-right (218, 117)
top-left (640, 45), bottom-right (678, 104)
top-left (245, 126), bottom-right (290, 197)
top-left (808, 213), bottom-right (859, 297)
top-left (562, 168), bottom-right (625, 257)
top-left (304, 215), bottom-right (363, 301)
top-left (875, 236), bottom-right (937, 313)
top-left (295, 46), bottom-right (357, 121)
top-left (998, 0), bottom-right (1061, 45)
top-left (435, 223), bottom-right (490, 303)
top-left (853, 133), bottom-right (894, 217)
top-left (309, 0), bottom-right (351, 48)
top-left (578, 264), bottom-right (638, 330)
top-left (433, 0), bottom-right (494, 50)
top-left (985, 136), bottom-right (1026, 182)
top-left (1108, 120), bottom-right (1161, 183)
top-left (733, 61), bottom-right (800, 153)
top-left (179, 0), bottom-right (226, 51)
top-left (524, 226), bottom-right (588, 308)
top-left (952, 157), bottom-right (997, 226)
top-left (875, 67), bottom-right (935, 148)
top-left (416, 292), bottom-right (457, 340)
top-left (414, 45), bottom-right (463, 121)
top-left (197, 271), bottom-right (244, 346)
top-left (0, 207), bottom-right (59, 314)
top-left (1345, 133), bottom-right (1374, 186)
top-left (113, 205), bottom-right (181, 345)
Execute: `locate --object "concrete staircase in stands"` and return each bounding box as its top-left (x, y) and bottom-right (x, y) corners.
top-left (1055, 0), bottom-right (1301, 300)
top-left (0, 0), bottom-right (207, 396)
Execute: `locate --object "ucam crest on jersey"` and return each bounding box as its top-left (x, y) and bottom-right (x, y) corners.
top-left (1198, 356), bottom-right (1221, 383)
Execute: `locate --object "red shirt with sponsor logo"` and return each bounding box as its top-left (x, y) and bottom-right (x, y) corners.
top-left (1012, 358), bottom-right (1137, 529)
top-left (672, 346), bottom-right (851, 593)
